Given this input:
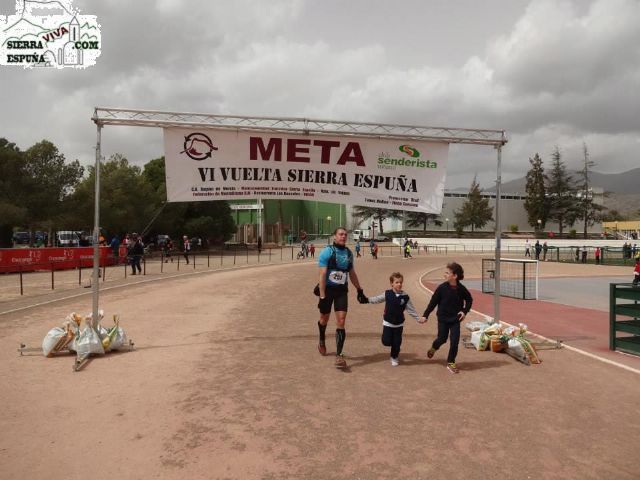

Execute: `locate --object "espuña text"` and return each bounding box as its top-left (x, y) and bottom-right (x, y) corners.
top-left (197, 167), bottom-right (418, 193)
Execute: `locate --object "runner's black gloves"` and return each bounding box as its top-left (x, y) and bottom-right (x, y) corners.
top-left (357, 288), bottom-right (368, 304)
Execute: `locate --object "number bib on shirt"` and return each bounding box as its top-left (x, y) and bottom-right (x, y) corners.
top-left (328, 270), bottom-right (348, 285)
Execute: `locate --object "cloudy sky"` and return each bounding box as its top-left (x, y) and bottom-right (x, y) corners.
top-left (1, 0), bottom-right (639, 189)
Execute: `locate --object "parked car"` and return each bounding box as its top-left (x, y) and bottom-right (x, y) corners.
top-left (376, 235), bottom-right (392, 242)
top-left (13, 231), bottom-right (30, 245)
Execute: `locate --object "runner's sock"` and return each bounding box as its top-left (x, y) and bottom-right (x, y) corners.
top-left (336, 328), bottom-right (346, 355)
top-left (318, 321), bottom-right (327, 344)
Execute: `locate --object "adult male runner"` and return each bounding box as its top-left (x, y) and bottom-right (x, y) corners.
top-left (317, 227), bottom-right (367, 368)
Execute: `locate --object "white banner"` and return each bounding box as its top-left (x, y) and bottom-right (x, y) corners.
top-left (163, 128), bottom-right (449, 213)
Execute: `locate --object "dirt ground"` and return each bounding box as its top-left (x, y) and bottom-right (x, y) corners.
top-left (1, 254), bottom-right (639, 479)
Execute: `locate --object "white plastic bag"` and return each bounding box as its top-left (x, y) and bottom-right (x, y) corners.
top-left (108, 326), bottom-right (128, 350)
top-left (75, 320), bottom-right (105, 357)
top-left (42, 327), bottom-right (67, 357)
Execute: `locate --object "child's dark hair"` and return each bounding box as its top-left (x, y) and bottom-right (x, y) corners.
top-left (446, 262), bottom-right (464, 281)
top-left (389, 272), bottom-right (403, 283)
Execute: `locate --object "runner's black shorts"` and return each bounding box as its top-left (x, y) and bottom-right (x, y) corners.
top-left (318, 287), bottom-right (348, 314)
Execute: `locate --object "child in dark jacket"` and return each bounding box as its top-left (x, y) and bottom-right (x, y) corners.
top-left (633, 258), bottom-right (640, 286)
top-left (421, 262), bottom-right (473, 374)
top-left (361, 272), bottom-right (421, 366)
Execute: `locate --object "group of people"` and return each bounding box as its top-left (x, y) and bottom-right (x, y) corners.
top-left (316, 227), bottom-right (472, 374)
top-left (524, 239), bottom-right (549, 261)
top-left (297, 240), bottom-right (316, 259)
top-left (354, 239), bottom-right (379, 259)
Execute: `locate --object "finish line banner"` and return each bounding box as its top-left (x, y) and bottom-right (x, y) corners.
top-left (163, 128), bottom-right (449, 213)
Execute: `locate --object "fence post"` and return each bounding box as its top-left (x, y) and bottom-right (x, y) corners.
top-left (19, 265), bottom-right (23, 296)
top-left (221, 248), bottom-right (223, 266)
top-left (124, 259), bottom-right (127, 278)
top-left (234, 245), bottom-right (237, 265)
top-left (246, 247), bottom-right (249, 264)
top-left (143, 256), bottom-right (146, 275)
top-left (281, 247), bottom-right (283, 261)
top-left (78, 258), bottom-right (82, 285)
top-left (51, 262), bottom-right (54, 290)
top-left (102, 263), bottom-right (106, 282)
top-left (207, 252), bottom-right (210, 268)
top-left (291, 246), bottom-right (294, 260)
top-left (193, 253), bottom-right (196, 269)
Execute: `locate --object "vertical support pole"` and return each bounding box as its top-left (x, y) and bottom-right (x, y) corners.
top-left (522, 262), bottom-right (526, 300)
top-left (78, 259), bottom-right (82, 285)
top-left (19, 265), bottom-right (24, 295)
top-left (161, 252), bottom-right (164, 273)
top-left (493, 143), bottom-right (503, 323)
top-left (92, 123), bottom-right (102, 322)
top-left (51, 263), bottom-right (54, 290)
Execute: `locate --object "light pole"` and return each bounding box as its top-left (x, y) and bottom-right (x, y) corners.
top-left (326, 216), bottom-right (332, 234)
top-left (537, 219), bottom-right (541, 235)
top-left (445, 218), bottom-right (449, 234)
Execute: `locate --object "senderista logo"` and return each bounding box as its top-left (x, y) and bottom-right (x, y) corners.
top-left (0, 0), bottom-right (101, 69)
top-left (377, 145), bottom-right (438, 169)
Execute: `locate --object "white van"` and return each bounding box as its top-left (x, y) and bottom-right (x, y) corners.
top-left (352, 229), bottom-right (369, 242)
top-left (56, 231), bottom-right (79, 247)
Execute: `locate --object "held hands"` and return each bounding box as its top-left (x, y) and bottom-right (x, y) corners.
top-left (418, 316), bottom-right (428, 324)
top-left (357, 288), bottom-right (369, 304)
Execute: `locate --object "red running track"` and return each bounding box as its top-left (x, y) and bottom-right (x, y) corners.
top-left (424, 282), bottom-right (640, 371)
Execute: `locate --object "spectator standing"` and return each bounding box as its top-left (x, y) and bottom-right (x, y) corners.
top-left (595, 247), bottom-right (601, 265)
top-left (309, 243), bottom-right (316, 258)
top-left (542, 242), bottom-right (549, 261)
top-left (372, 241), bottom-right (379, 260)
top-left (182, 235), bottom-right (191, 264)
top-left (524, 239), bottom-right (531, 258)
top-left (582, 246), bottom-right (588, 263)
top-left (109, 235), bottom-right (120, 264)
top-left (128, 233), bottom-right (143, 275)
top-left (534, 240), bottom-right (542, 260)
top-left (355, 240), bottom-right (361, 258)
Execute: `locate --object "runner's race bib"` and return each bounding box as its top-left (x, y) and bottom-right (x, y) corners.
top-left (328, 270), bottom-right (348, 285)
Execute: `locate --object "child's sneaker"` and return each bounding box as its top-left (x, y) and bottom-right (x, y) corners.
top-left (447, 362), bottom-right (460, 374)
top-left (427, 348), bottom-right (436, 359)
top-left (390, 357), bottom-right (399, 367)
top-left (334, 354), bottom-right (347, 369)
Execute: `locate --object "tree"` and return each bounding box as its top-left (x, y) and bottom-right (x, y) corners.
top-left (545, 146), bottom-right (578, 236)
top-left (0, 138), bottom-right (29, 246)
top-left (573, 143), bottom-right (604, 239)
top-left (67, 154), bottom-right (160, 236)
top-left (524, 153), bottom-right (548, 231)
top-left (351, 206), bottom-right (402, 234)
top-left (454, 177), bottom-right (493, 232)
top-left (602, 209), bottom-right (626, 222)
top-left (405, 211), bottom-right (443, 231)
top-left (23, 140), bottom-right (84, 239)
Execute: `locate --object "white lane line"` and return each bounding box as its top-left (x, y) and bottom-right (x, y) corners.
top-left (417, 271), bottom-right (640, 376)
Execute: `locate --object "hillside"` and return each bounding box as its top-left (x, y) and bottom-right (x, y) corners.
top-left (487, 168), bottom-right (640, 194)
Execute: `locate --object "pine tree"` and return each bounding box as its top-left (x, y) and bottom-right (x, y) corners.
top-left (351, 206), bottom-right (402, 234)
top-left (574, 143), bottom-right (604, 239)
top-left (454, 177), bottom-right (493, 232)
top-left (405, 211), bottom-right (442, 231)
top-left (524, 153), bottom-right (548, 232)
top-left (545, 146), bottom-right (577, 236)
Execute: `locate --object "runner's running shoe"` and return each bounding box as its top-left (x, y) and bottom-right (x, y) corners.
top-left (390, 357), bottom-right (399, 367)
top-left (334, 354), bottom-right (347, 368)
top-left (318, 343), bottom-right (327, 356)
top-left (427, 348), bottom-right (436, 359)
top-left (447, 362), bottom-right (460, 374)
